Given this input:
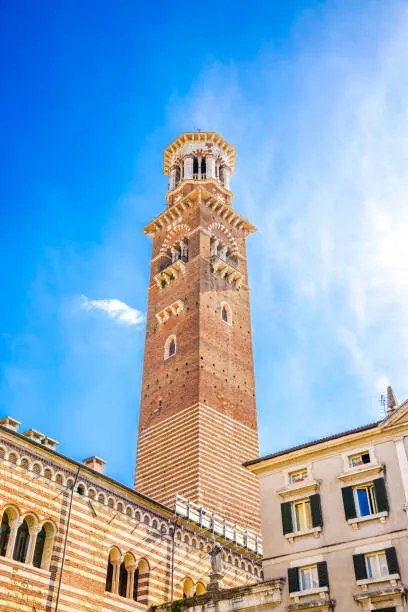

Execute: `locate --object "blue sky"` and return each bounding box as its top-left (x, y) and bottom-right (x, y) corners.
top-left (1, 0), bottom-right (408, 485)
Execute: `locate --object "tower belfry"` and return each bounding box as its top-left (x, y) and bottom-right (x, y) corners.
top-left (135, 132), bottom-right (261, 532)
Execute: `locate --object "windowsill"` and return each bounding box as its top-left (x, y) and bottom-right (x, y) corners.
top-left (0, 557), bottom-right (50, 575)
top-left (290, 586), bottom-right (329, 599)
top-left (357, 573), bottom-right (400, 588)
top-left (337, 463), bottom-right (383, 484)
top-left (285, 526), bottom-right (322, 542)
top-left (347, 511), bottom-right (388, 529)
top-left (278, 480), bottom-right (320, 499)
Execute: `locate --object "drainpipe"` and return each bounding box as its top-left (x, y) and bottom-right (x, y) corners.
top-left (54, 466), bottom-right (81, 611)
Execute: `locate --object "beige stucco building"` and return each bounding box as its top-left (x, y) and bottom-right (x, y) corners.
top-left (245, 388), bottom-right (408, 612)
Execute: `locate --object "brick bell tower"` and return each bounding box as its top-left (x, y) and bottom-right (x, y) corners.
top-left (135, 132), bottom-right (261, 532)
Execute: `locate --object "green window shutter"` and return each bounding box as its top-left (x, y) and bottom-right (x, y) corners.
top-left (310, 494), bottom-right (323, 528)
top-left (352, 554), bottom-right (367, 580)
top-left (281, 502), bottom-right (293, 535)
top-left (374, 478), bottom-right (389, 512)
top-left (317, 561), bottom-right (329, 587)
top-left (288, 567), bottom-right (299, 593)
top-left (341, 486), bottom-right (357, 520)
top-left (385, 547), bottom-right (400, 575)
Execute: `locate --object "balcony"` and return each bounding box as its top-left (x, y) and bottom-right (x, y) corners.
top-left (154, 257), bottom-right (187, 288)
top-left (210, 255), bottom-right (243, 288)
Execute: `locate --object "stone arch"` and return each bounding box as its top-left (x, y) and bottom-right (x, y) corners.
top-left (142, 513), bottom-right (150, 526)
top-left (183, 577), bottom-right (194, 598)
top-left (160, 223), bottom-right (191, 255)
top-left (151, 518), bottom-right (158, 530)
top-left (116, 501), bottom-right (124, 514)
top-left (8, 451), bottom-right (19, 466)
top-left (136, 558), bottom-right (150, 605)
top-left (125, 505), bottom-right (133, 517)
top-left (105, 546), bottom-right (122, 594)
top-left (0, 445), bottom-right (7, 460)
top-left (20, 456), bottom-right (32, 471)
top-left (34, 520), bottom-right (56, 570)
top-left (196, 581), bottom-right (206, 595)
top-left (98, 492), bottom-right (107, 505)
top-left (134, 509), bottom-right (142, 522)
top-left (32, 461), bottom-right (42, 475)
top-left (183, 533), bottom-right (191, 546)
top-left (107, 496), bottom-right (115, 509)
top-left (220, 301), bottom-right (233, 325)
top-left (43, 467), bottom-right (54, 480)
top-left (55, 472), bottom-right (65, 486)
top-left (164, 334), bottom-right (176, 360)
top-left (208, 222), bottom-right (239, 256)
top-left (88, 487), bottom-right (97, 500)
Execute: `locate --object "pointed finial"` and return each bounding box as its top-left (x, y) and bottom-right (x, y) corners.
top-left (387, 385), bottom-right (399, 414)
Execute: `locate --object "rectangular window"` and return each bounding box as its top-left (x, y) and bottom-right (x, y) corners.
top-left (299, 565), bottom-right (319, 591)
top-left (365, 551), bottom-right (388, 579)
top-left (292, 499), bottom-right (312, 531)
top-left (289, 469), bottom-right (308, 484)
top-left (354, 483), bottom-right (377, 517)
top-left (349, 451), bottom-right (371, 467)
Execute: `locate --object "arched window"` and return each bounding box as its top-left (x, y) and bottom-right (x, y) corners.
top-left (193, 157), bottom-right (199, 176)
top-left (221, 302), bottom-right (232, 325)
top-left (133, 567), bottom-right (139, 601)
top-left (32, 527), bottom-right (46, 568)
top-left (0, 512), bottom-right (11, 557)
top-left (136, 558), bottom-right (150, 605)
top-left (13, 519), bottom-right (29, 563)
top-left (118, 561), bottom-right (127, 597)
top-left (201, 157), bottom-right (206, 177)
top-left (164, 335), bottom-right (176, 360)
top-left (105, 547), bottom-right (121, 594)
top-left (219, 165), bottom-right (225, 184)
top-left (175, 165), bottom-right (181, 186)
top-left (196, 581), bottom-right (206, 595)
top-left (183, 577), bottom-right (194, 598)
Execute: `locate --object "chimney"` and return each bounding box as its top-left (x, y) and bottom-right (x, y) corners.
top-left (83, 456), bottom-right (106, 474)
top-left (0, 416), bottom-right (21, 432)
top-left (23, 429), bottom-right (44, 443)
top-left (42, 436), bottom-right (59, 451)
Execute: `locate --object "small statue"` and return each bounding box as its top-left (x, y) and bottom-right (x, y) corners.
top-left (208, 543), bottom-right (224, 592)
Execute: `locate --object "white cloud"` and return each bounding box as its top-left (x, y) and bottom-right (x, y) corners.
top-left (81, 296), bottom-right (145, 327)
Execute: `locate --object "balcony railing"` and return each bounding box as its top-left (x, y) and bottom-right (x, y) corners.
top-left (159, 255), bottom-right (188, 272)
top-left (210, 254), bottom-right (240, 271)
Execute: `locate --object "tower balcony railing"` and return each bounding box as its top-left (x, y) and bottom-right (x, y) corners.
top-left (174, 494), bottom-right (263, 555)
top-left (159, 255), bottom-right (188, 272)
top-left (192, 173), bottom-right (206, 180)
top-left (210, 254), bottom-right (240, 271)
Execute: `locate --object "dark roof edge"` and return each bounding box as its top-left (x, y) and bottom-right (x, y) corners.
top-left (0, 424), bottom-right (172, 516)
top-left (243, 420), bottom-right (381, 468)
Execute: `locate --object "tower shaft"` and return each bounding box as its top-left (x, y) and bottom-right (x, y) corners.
top-left (135, 133), bottom-right (260, 532)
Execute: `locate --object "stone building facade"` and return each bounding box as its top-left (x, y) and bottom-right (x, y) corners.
top-left (245, 388), bottom-right (408, 612)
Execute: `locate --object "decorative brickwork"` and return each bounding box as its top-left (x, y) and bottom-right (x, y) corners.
top-left (135, 133), bottom-right (261, 533)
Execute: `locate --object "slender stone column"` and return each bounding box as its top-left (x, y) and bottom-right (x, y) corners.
top-left (111, 560), bottom-right (120, 595)
top-left (206, 155), bottom-right (215, 178)
top-left (126, 565), bottom-right (136, 599)
top-left (223, 166), bottom-right (231, 190)
top-left (184, 156), bottom-right (193, 179)
top-left (26, 526), bottom-right (41, 565)
top-left (6, 517), bottom-right (22, 558)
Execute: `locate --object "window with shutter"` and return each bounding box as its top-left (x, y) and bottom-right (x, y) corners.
top-left (310, 494), bottom-right (323, 528)
top-left (288, 567), bottom-right (299, 593)
top-left (373, 478), bottom-right (389, 513)
top-left (342, 486), bottom-right (357, 520)
top-left (353, 554), bottom-right (367, 580)
top-left (317, 561), bottom-right (329, 587)
top-left (385, 547), bottom-right (399, 575)
top-left (281, 502), bottom-right (293, 535)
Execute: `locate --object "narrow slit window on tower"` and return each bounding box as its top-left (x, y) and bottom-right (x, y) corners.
top-left (164, 335), bottom-right (176, 360)
top-left (221, 302), bottom-right (232, 325)
top-left (193, 157), bottom-right (199, 177)
top-left (201, 157), bottom-right (206, 177)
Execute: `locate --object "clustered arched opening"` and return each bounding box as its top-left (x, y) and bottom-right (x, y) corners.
top-left (159, 236), bottom-right (189, 273)
top-left (0, 506), bottom-right (56, 570)
top-left (105, 548), bottom-right (150, 604)
top-left (182, 577), bottom-right (206, 598)
top-left (210, 236), bottom-right (238, 269)
top-left (170, 154), bottom-right (230, 189)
